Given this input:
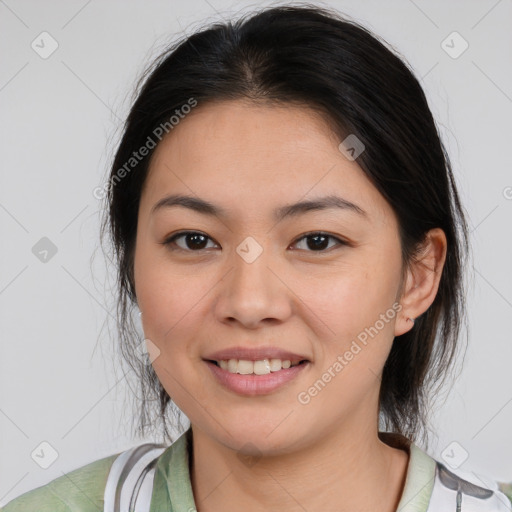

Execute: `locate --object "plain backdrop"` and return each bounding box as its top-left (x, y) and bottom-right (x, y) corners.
top-left (1, 0), bottom-right (511, 505)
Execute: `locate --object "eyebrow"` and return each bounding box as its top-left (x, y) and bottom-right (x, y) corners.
top-left (151, 193), bottom-right (367, 221)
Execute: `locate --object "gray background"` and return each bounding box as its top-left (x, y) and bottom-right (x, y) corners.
top-left (1, 0), bottom-right (511, 505)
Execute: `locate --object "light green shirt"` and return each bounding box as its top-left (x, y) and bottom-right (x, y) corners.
top-left (2, 429), bottom-right (511, 511)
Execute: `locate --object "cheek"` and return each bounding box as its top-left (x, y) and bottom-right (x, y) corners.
top-left (134, 237), bottom-right (195, 334)
top-left (290, 249), bottom-right (402, 380)
top-left (137, 265), bottom-right (203, 343)
top-left (296, 272), bottom-right (400, 417)
top-left (134, 254), bottom-right (212, 409)
top-left (295, 258), bottom-right (400, 335)
top-left (133, 244), bottom-right (220, 389)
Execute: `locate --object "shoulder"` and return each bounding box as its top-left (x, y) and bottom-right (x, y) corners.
top-left (0, 452), bottom-right (120, 512)
top-left (381, 432), bottom-right (512, 512)
top-left (429, 460), bottom-right (512, 511)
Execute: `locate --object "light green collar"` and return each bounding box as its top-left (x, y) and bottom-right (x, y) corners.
top-left (151, 428), bottom-right (195, 512)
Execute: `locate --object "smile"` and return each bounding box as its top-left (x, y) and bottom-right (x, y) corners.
top-left (213, 358), bottom-right (305, 375)
top-left (204, 359), bottom-right (310, 395)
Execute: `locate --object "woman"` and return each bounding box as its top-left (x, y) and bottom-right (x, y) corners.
top-left (2, 4), bottom-right (511, 511)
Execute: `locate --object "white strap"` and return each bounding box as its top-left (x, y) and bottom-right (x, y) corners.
top-left (104, 444), bottom-right (166, 512)
top-left (104, 449), bottom-right (134, 512)
top-left (132, 462), bottom-right (159, 512)
top-left (120, 446), bottom-right (165, 511)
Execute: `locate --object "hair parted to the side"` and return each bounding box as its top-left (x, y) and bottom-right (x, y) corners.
top-left (99, 3), bottom-right (470, 449)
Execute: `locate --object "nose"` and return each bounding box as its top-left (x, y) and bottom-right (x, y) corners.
top-left (214, 244), bottom-right (292, 329)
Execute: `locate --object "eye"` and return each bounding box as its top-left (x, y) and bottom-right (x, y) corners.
top-left (290, 232), bottom-right (348, 252)
top-left (162, 231), bottom-right (218, 252)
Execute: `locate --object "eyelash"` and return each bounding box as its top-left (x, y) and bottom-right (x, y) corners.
top-left (161, 230), bottom-right (349, 254)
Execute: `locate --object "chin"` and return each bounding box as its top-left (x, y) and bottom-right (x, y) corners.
top-left (212, 419), bottom-right (306, 455)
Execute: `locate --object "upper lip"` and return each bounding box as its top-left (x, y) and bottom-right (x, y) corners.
top-left (203, 346), bottom-right (310, 363)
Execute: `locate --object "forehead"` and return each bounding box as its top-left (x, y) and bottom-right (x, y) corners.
top-left (150, 98), bottom-right (339, 163)
top-left (141, 100), bottom-right (393, 225)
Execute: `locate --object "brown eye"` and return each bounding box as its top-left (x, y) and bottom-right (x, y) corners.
top-left (291, 232), bottom-right (347, 252)
top-left (162, 231), bottom-right (218, 251)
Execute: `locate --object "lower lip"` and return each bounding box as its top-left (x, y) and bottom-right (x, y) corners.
top-left (204, 360), bottom-right (309, 396)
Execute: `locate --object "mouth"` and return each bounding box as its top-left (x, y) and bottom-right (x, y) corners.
top-left (204, 357), bottom-right (310, 395)
top-left (206, 358), bottom-right (309, 375)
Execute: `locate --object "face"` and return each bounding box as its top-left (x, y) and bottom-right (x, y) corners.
top-left (134, 99), bottom-right (406, 454)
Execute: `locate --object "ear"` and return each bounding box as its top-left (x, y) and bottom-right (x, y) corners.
top-left (394, 228), bottom-right (447, 336)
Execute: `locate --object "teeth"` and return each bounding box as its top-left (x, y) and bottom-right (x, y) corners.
top-left (237, 360), bottom-right (254, 375)
top-left (216, 358), bottom-right (300, 374)
top-left (269, 359), bottom-right (282, 372)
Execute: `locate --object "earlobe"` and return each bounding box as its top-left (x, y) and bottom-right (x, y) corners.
top-left (394, 228), bottom-right (447, 337)
top-left (395, 301), bottom-right (422, 338)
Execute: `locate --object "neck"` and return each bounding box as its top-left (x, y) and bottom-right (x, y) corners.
top-left (189, 420), bottom-right (410, 512)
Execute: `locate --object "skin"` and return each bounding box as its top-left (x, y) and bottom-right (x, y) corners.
top-left (134, 99), bottom-right (447, 512)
